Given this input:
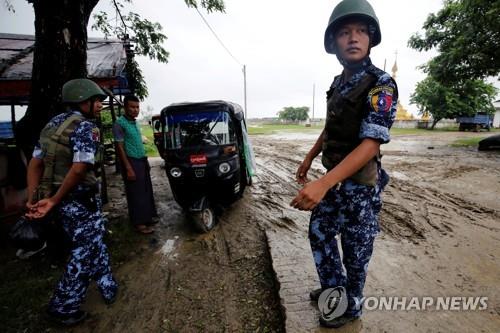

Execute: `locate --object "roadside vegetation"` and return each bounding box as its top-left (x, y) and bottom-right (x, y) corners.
top-left (450, 134), bottom-right (500, 147)
top-left (140, 124), bottom-right (160, 157)
top-left (246, 123), bottom-right (500, 137)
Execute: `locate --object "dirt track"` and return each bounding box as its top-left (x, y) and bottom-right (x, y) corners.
top-left (59, 130), bottom-right (499, 332)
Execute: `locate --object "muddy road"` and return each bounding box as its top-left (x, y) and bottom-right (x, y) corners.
top-left (61, 130), bottom-right (499, 332)
top-left (255, 131), bottom-right (500, 332)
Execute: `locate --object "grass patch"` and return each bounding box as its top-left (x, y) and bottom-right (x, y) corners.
top-left (390, 128), bottom-right (430, 135)
top-left (0, 216), bottom-right (147, 333)
top-left (0, 239), bottom-right (59, 332)
top-left (246, 125), bottom-right (472, 136)
top-left (247, 124), bottom-right (323, 135)
top-left (450, 137), bottom-right (484, 147)
top-left (140, 124), bottom-right (159, 158)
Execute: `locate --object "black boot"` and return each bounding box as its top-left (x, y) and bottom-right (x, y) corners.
top-left (103, 289), bottom-right (118, 305)
top-left (319, 313), bottom-right (360, 328)
top-left (47, 310), bottom-right (88, 326)
top-left (309, 288), bottom-right (324, 301)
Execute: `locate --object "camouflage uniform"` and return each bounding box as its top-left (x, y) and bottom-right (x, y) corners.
top-left (33, 110), bottom-right (117, 316)
top-left (309, 57), bottom-right (396, 317)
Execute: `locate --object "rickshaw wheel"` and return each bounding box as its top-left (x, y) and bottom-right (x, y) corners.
top-left (192, 206), bottom-right (216, 233)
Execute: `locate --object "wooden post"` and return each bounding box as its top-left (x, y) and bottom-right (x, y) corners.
top-left (10, 103), bottom-right (16, 128)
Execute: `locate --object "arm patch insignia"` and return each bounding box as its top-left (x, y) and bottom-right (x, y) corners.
top-left (368, 86), bottom-right (394, 113)
top-left (92, 128), bottom-right (100, 142)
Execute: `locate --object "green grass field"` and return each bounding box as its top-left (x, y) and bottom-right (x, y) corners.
top-left (140, 124), bottom-right (160, 157)
top-left (246, 123), bottom-right (498, 137)
top-left (247, 124), bottom-right (324, 135)
top-left (450, 137), bottom-right (486, 147)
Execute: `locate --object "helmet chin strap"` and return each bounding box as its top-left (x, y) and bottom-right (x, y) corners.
top-left (336, 53), bottom-right (370, 72)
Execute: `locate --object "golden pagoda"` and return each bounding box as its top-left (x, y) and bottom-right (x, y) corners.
top-left (391, 58), bottom-right (414, 120)
top-left (421, 111), bottom-right (431, 121)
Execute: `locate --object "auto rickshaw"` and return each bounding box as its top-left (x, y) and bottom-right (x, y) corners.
top-left (152, 101), bottom-right (255, 232)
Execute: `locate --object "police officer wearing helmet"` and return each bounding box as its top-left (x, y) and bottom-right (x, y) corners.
top-left (291, 0), bottom-right (397, 328)
top-left (26, 78), bottom-right (118, 326)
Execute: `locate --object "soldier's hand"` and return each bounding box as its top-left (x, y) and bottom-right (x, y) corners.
top-left (296, 158), bottom-right (312, 185)
top-left (25, 198), bottom-right (55, 219)
top-left (25, 201), bottom-right (38, 220)
top-left (290, 179), bottom-right (329, 211)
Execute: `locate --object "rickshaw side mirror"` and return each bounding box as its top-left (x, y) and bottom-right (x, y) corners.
top-left (154, 120), bottom-right (161, 131)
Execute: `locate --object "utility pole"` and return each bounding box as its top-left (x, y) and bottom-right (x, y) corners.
top-left (243, 65), bottom-right (247, 119)
top-left (312, 83), bottom-right (315, 122)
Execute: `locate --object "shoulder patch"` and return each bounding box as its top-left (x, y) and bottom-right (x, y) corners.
top-left (92, 127), bottom-right (100, 142)
top-left (368, 86), bottom-right (394, 113)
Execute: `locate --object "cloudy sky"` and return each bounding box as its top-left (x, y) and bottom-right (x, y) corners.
top-left (1, 0), bottom-right (445, 119)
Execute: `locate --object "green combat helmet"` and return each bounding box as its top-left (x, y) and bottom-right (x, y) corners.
top-left (324, 0), bottom-right (381, 54)
top-left (62, 78), bottom-right (107, 103)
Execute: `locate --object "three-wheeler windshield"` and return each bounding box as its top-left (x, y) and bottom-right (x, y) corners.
top-left (165, 111), bottom-right (235, 149)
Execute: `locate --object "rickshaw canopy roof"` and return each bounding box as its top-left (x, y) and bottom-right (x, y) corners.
top-left (161, 100), bottom-right (244, 121)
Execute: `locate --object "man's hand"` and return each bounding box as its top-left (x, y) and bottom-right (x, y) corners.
top-left (25, 198), bottom-right (56, 220)
top-left (126, 167), bottom-right (136, 181)
top-left (290, 178), bottom-right (330, 211)
top-left (296, 158), bottom-right (312, 185)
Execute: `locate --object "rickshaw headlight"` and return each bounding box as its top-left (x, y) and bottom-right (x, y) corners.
top-left (218, 162), bottom-right (231, 174)
top-left (170, 167), bottom-right (182, 178)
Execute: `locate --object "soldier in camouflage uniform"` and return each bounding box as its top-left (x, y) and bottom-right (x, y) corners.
top-left (290, 0), bottom-right (397, 328)
top-left (26, 78), bottom-right (118, 326)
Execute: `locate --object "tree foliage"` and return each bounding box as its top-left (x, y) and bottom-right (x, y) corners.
top-left (15, 0), bottom-right (225, 155)
top-left (410, 76), bottom-right (497, 128)
top-left (408, 0), bottom-right (500, 84)
top-left (92, 0), bottom-right (225, 99)
top-left (278, 106), bottom-right (309, 122)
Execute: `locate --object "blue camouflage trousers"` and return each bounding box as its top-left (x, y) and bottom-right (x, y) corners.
top-left (48, 192), bottom-right (117, 315)
top-left (309, 175), bottom-right (386, 317)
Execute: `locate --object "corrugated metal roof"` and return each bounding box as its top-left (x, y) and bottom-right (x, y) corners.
top-left (0, 33), bottom-right (127, 80)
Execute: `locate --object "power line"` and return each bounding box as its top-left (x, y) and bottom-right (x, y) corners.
top-left (194, 7), bottom-right (248, 118)
top-left (194, 7), bottom-right (242, 66)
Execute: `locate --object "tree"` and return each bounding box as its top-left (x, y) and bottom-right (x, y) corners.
top-left (277, 106), bottom-right (309, 122)
top-left (410, 76), bottom-right (497, 129)
top-left (14, 0), bottom-right (225, 157)
top-left (408, 0), bottom-right (500, 84)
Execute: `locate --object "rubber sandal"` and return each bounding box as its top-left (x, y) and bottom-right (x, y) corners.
top-left (135, 225), bottom-right (154, 234)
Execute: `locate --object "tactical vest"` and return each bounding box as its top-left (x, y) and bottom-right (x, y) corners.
top-left (37, 114), bottom-right (100, 199)
top-left (116, 115), bottom-right (146, 158)
top-left (322, 72), bottom-right (379, 186)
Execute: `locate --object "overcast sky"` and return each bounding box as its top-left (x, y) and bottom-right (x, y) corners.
top-left (1, 0), bottom-right (445, 119)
